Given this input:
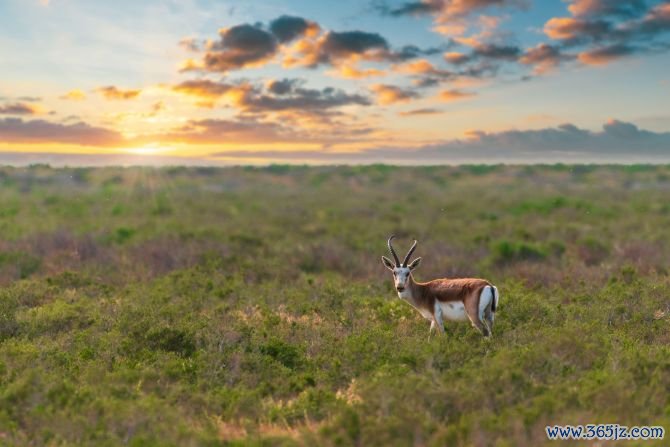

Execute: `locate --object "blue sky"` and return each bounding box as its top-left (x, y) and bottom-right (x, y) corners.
top-left (0, 0), bottom-right (669, 164)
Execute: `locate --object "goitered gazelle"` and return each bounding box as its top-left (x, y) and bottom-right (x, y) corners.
top-left (381, 236), bottom-right (499, 337)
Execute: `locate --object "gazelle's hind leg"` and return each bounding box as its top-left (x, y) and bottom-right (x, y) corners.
top-left (483, 302), bottom-right (494, 335)
top-left (465, 297), bottom-right (491, 337)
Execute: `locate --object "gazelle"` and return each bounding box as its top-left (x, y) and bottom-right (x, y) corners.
top-left (381, 236), bottom-right (499, 338)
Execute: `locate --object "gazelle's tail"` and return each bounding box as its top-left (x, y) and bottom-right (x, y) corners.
top-left (491, 286), bottom-right (499, 313)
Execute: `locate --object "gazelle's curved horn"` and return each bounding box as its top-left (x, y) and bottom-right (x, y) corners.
top-left (387, 235), bottom-right (401, 266)
top-left (402, 239), bottom-right (417, 267)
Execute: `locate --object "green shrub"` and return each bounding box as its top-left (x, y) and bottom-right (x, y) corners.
top-left (491, 240), bottom-right (548, 263)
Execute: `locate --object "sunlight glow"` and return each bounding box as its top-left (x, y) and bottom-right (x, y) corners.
top-left (122, 145), bottom-right (167, 155)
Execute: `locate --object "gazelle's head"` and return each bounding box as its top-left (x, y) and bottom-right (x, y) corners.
top-left (381, 235), bottom-right (422, 292)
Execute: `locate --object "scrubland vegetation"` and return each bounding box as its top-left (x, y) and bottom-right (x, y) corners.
top-left (0, 164), bottom-right (669, 446)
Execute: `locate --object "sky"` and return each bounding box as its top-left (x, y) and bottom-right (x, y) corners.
top-left (0, 0), bottom-right (669, 165)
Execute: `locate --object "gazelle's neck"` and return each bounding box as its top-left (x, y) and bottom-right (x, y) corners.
top-left (398, 273), bottom-right (422, 303)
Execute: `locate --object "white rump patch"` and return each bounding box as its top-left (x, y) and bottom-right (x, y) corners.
top-left (478, 286), bottom-right (494, 320)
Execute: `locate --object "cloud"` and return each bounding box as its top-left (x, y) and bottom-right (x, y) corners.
top-left (181, 17), bottom-right (319, 73)
top-left (577, 43), bottom-right (636, 65)
top-left (567, 0), bottom-right (648, 19)
top-left (438, 89), bottom-right (476, 101)
top-left (269, 15), bottom-right (320, 43)
top-left (544, 17), bottom-right (613, 41)
top-left (266, 78), bottom-right (301, 95)
top-left (179, 37), bottom-right (202, 52)
top-left (331, 65), bottom-right (387, 79)
top-left (0, 118), bottom-right (122, 146)
top-left (444, 51), bottom-right (471, 64)
top-left (520, 43), bottom-right (575, 73)
top-left (398, 108), bottom-right (443, 116)
top-left (60, 89), bottom-right (87, 101)
top-left (172, 77), bottom-right (370, 113)
top-left (383, 0), bottom-right (442, 17)
top-left (199, 24), bottom-right (278, 72)
top-left (171, 80), bottom-right (256, 108)
top-left (638, 3), bottom-right (670, 36)
top-left (96, 86), bottom-right (141, 100)
top-left (162, 118), bottom-right (288, 144)
top-left (396, 59), bottom-right (454, 77)
top-left (395, 59), bottom-right (463, 88)
top-left (150, 101), bottom-right (165, 116)
top-left (284, 30), bottom-right (393, 68)
top-left (471, 43), bottom-right (521, 60)
top-left (379, 0), bottom-right (528, 36)
top-left (184, 15), bottom-right (440, 76)
top-left (0, 102), bottom-right (43, 115)
top-left (543, 1), bottom-right (670, 67)
top-left (383, 0), bottom-right (526, 19)
top-left (208, 119), bottom-right (670, 163)
top-left (14, 96), bottom-right (42, 102)
top-left (370, 84), bottom-right (421, 104)
top-left (172, 79), bottom-right (237, 99)
top-left (240, 80), bottom-right (371, 112)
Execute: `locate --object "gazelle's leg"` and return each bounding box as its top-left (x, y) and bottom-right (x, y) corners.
top-left (465, 297), bottom-right (490, 337)
top-left (434, 304), bottom-right (446, 336)
top-left (483, 302), bottom-right (494, 335)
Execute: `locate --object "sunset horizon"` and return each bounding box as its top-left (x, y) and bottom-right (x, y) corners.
top-left (1, 0), bottom-right (669, 165)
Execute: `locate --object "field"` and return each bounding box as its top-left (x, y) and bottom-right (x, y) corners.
top-left (1, 164), bottom-right (669, 446)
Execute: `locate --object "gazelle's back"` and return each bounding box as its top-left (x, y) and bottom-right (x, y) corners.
top-left (423, 278), bottom-right (490, 302)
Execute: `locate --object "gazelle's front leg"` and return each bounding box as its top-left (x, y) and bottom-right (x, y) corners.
top-left (431, 304), bottom-right (446, 339)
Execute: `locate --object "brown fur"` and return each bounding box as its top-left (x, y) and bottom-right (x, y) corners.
top-left (406, 274), bottom-right (493, 336)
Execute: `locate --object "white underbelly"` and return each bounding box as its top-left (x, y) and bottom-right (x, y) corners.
top-left (438, 301), bottom-right (469, 322)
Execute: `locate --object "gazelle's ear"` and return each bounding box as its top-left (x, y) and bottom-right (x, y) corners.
top-left (381, 256), bottom-right (395, 271)
top-left (408, 257), bottom-right (422, 270)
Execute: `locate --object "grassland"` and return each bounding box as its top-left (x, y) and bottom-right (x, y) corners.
top-left (0, 164), bottom-right (669, 446)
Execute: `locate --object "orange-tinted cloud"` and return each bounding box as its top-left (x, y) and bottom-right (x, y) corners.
top-left (171, 80), bottom-right (254, 108)
top-left (269, 15), bottom-right (320, 42)
top-left (398, 108), bottom-right (443, 116)
top-left (520, 43), bottom-right (574, 74)
top-left (331, 65), bottom-right (387, 79)
top-left (173, 78), bottom-right (370, 114)
top-left (541, 1), bottom-right (670, 70)
top-left (567, 0), bottom-right (647, 18)
top-left (370, 84), bottom-right (420, 105)
top-left (60, 89), bottom-right (87, 101)
top-left (543, 17), bottom-right (610, 40)
top-left (284, 30), bottom-right (391, 68)
top-left (207, 119), bottom-right (670, 163)
top-left (172, 80), bottom-right (235, 99)
top-left (438, 89), bottom-right (475, 101)
top-left (577, 44), bottom-right (634, 65)
top-left (396, 59), bottom-right (438, 74)
top-left (0, 118), bottom-right (122, 146)
top-left (96, 86), bottom-right (141, 100)
top-left (182, 17), bottom-right (320, 73)
top-left (0, 102), bottom-right (44, 115)
top-left (444, 51), bottom-right (471, 64)
top-left (382, 0), bottom-right (528, 36)
top-left (198, 25), bottom-right (278, 72)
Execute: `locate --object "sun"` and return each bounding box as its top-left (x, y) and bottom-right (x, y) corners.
top-left (121, 145), bottom-right (167, 155)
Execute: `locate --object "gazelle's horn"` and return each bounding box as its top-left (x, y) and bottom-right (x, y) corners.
top-left (387, 235), bottom-right (401, 267)
top-left (402, 239), bottom-right (417, 267)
